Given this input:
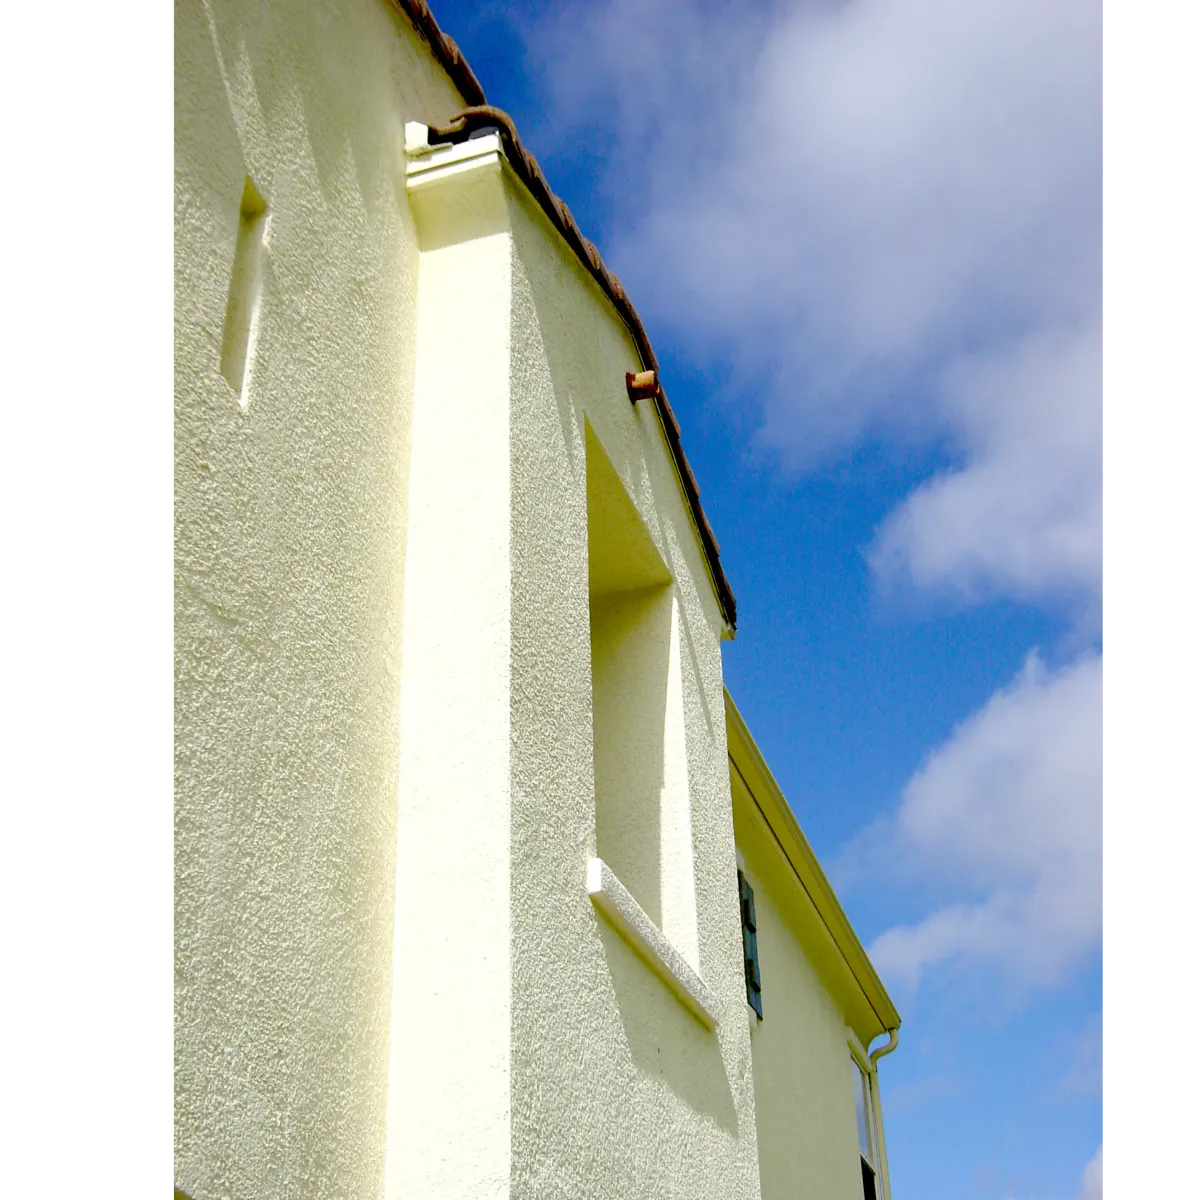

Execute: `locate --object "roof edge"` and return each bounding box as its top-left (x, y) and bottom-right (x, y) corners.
top-left (724, 688), bottom-right (901, 1036)
top-left (387, 0), bottom-right (735, 628)
top-left (386, 1), bottom-right (487, 106)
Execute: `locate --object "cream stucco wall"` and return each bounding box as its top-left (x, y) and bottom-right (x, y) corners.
top-left (733, 765), bottom-right (884, 1200)
top-left (179, 4), bottom-right (895, 1197)
top-left (385, 163), bottom-right (515, 1199)
top-left (504, 153), bottom-right (761, 1200)
top-left (174, 2), bottom-right (467, 1198)
top-left (390, 127), bottom-right (761, 1198)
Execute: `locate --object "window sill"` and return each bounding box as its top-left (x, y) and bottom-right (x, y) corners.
top-left (587, 857), bottom-right (721, 1029)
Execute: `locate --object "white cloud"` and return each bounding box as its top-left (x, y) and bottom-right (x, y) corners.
top-left (869, 318), bottom-right (1101, 608)
top-left (527, 0), bottom-right (1101, 611)
top-left (1079, 1146), bottom-right (1102, 1200)
top-left (862, 652), bottom-right (1101, 990)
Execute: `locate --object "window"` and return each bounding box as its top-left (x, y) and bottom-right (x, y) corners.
top-left (586, 422), bottom-right (700, 968)
top-left (738, 868), bottom-right (762, 1019)
top-left (853, 1058), bottom-right (880, 1200)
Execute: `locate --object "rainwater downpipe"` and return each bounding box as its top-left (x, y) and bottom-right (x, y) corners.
top-left (868, 1029), bottom-right (900, 1200)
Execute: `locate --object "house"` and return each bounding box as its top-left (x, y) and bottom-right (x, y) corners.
top-left (174, 2), bottom-right (901, 1198)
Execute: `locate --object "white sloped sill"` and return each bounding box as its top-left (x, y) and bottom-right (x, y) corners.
top-left (587, 857), bottom-right (721, 1030)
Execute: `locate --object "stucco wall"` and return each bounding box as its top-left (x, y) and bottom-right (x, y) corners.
top-left (384, 208), bottom-right (515, 1198)
top-left (504, 171), bottom-right (761, 1200)
top-left (732, 769), bottom-right (867, 1200)
top-left (174, 3), bottom-right (466, 1198)
top-left (176, 5), bottom-right (882, 1193)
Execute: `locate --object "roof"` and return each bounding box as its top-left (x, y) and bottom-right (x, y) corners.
top-left (725, 689), bottom-right (901, 1041)
top-left (389, 1), bottom-right (737, 631)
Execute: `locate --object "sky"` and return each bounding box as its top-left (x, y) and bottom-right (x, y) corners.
top-left (427, 1), bottom-right (1101, 1196)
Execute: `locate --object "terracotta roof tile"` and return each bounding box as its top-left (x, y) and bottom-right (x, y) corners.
top-left (387, 0), bottom-right (486, 105)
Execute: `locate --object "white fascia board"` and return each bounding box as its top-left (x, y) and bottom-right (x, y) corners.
top-left (404, 124), bottom-right (510, 251)
top-left (405, 123), bottom-right (503, 184)
top-left (587, 857), bottom-right (721, 1030)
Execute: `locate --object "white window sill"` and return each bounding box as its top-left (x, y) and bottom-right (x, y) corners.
top-left (587, 857), bottom-right (721, 1029)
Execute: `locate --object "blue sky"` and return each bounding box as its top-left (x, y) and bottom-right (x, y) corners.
top-left (427, 1), bottom-right (1101, 1196)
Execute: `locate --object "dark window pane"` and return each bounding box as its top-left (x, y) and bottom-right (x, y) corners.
top-left (738, 869), bottom-right (763, 1019)
top-left (861, 1157), bottom-right (877, 1200)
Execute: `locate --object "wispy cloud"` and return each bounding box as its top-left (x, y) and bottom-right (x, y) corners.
top-left (869, 318), bottom-right (1101, 614)
top-left (854, 652), bottom-right (1101, 992)
top-left (1079, 1146), bottom-right (1102, 1200)
top-left (526, 0), bottom-right (1101, 615)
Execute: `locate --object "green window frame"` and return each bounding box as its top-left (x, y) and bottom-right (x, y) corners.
top-left (738, 868), bottom-right (762, 1019)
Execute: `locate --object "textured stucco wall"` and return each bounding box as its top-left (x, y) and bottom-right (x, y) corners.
top-left (393, 130), bottom-right (758, 1196)
top-left (178, 5), bottom-right (874, 1193)
top-left (732, 769), bottom-right (867, 1200)
top-left (504, 173), bottom-right (762, 1199)
top-left (385, 208), bottom-right (515, 1198)
top-left (174, 2), bottom-right (466, 1198)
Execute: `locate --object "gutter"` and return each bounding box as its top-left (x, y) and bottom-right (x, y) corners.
top-left (868, 1028), bottom-right (899, 1200)
top-left (726, 689), bottom-right (901, 1035)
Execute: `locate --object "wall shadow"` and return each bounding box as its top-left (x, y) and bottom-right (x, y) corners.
top-left (598, 921), bottom-right (738, 1136)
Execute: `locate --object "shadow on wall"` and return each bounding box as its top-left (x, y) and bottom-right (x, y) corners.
top-left (647, 478), bottom-right (718, 744)
top-left (176, 3), bottom-right (463, 1197)
top-left (598, 921), bottom-right (738, 1136)
top-left (202, 0), bottom-right (454, 220)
